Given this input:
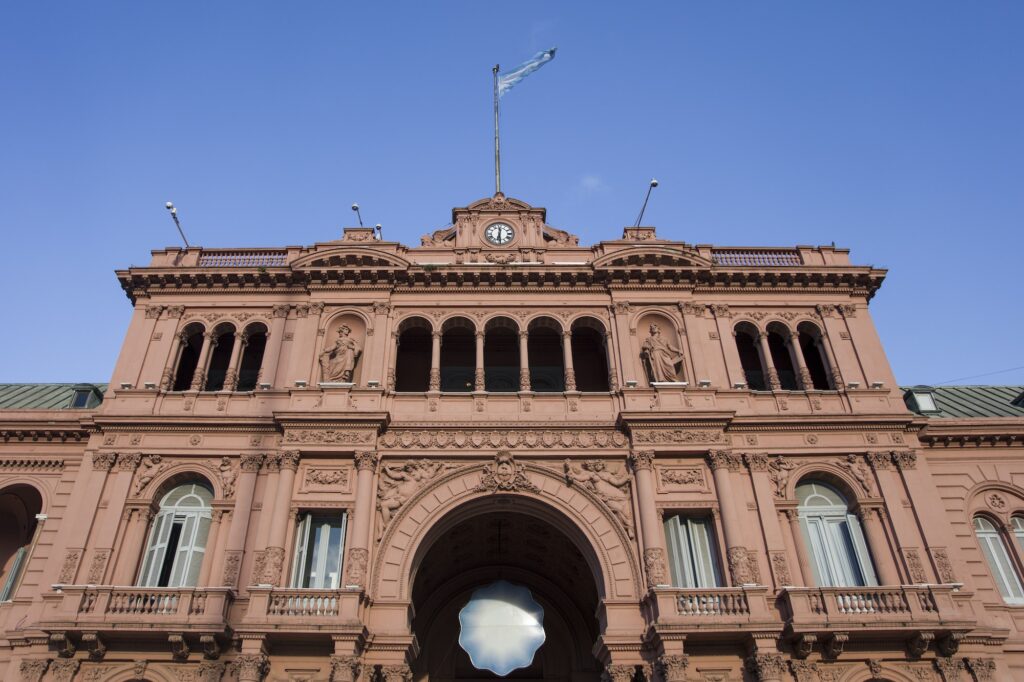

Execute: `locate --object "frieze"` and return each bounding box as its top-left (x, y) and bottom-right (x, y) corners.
top-left (655, 466), bottom-right (707, 492)
top-left (301, 465), bottom-right (352, 492)
top-left (0, 457), bottom-right (65, 471)
top-left (631, 429), bottom-right (727, 445)
top-left (378, 429), bottom-right (628, 450)
top-left (284, 429), bottom-right (376, 444)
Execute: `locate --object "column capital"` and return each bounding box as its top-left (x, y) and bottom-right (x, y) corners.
top-left (519, 330), bottom-right (529, 340)
top-left (272, 304), bottom-right (290, 318)
top-left (91, 452), bottom-right (117, 471)
top-left (116, 453), bottom-right (142, 472)
top-left (707, 449), bottom-right (740, 471)
top-left (240, 453), bottom-right (264, 472)
top-left (891, 450), bottom-right (917, 470)
top-left (354, 451), bottom-right (380, 472)
top-left (279, 450), bottom-right (301, 471)
top-left (743, 452), bottom-right (770, 471)
top-left (432, 330), bottom-right (443, 340)
top-left (475, 331), bottom-right (485, 340)
top-left (628, 449), bottom-right (655, 471)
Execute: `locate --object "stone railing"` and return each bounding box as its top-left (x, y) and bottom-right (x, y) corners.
top-left (244, 586), bottom-right (364, 629)
top-left (42, 586), bottom-right (232, 632)
top-left (197, 250), bottom-right (288, 267)
top-left (781, 584), bottom-right (973, 632)
top-left (712, 249), bottom-right (803, 267)
top-left (642, 586), bottom-right (778, 630)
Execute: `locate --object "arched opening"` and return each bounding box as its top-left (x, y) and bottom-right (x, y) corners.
top-left (528, 318), bottom-right (564, 392)
top-left (798, 322), bottom-right (832, 390)
top-left (395, 317), bottom-right (432, 392)
top-left (572, 319), bottom-right (610, 392)
top-left (171, 323), bottom-right (205, 391)
top-left (974, 515), bottom-right (1024, 604)
top-left (440, 317), bottom-right (475, 392)
top-left (796, 480), bottom-right (877, 587)
top-left (485, 318), bottom-right (520, 393)
top-left (236, 323), bottom-right (268, 391)
top-left (734, 323), bottom-right (765, 391)
top-left (204, 324), bottom-right (236, 392)
top-left (411, 505), bottom-right (602, 681)
top-left (767, 323), bottom-right (798, 390)
top-left (138, 480), bottom-right (213, 588)
top-left (0, 485), bottom-right (42, 601)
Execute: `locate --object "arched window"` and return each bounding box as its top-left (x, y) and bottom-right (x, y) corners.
top-left (974, 516), bottom-right (1024, 604)
top-left (1012, 516), bottom-right (1024, 553)
top-left (204, 324), bottom-right (236, 392)
top-left (797, 481), bottom-right (877, 587)
top-left (172, 324), bottom-right (205, 391)
top-left (571, 318), bottom-right (610, 392)
top-left (0, 486), bottom-right (42, 601)
top-left (664, 514), bottom-right (721, 588)
top-left (527, 318), bottom-right (564, 392)
top-left (440, 317), bottom-right (475, 392)
top-left (138, 482), bottom-right (213, 588)
top-left (734, 324), bottom-right (766, 390)
top-left (236, 324), bottom-right (268, 391)
top-left (395, 318), bottom-right (432, 392)
top-left (797, 322), bottom-right (832, 390)
top-left (767, 323), bottom-right (798, 391)
top-left (484, 318), bottom-right (519, 392)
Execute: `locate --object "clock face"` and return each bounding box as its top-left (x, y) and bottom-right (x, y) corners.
top-left (484, 222), bottom-right (515, 245)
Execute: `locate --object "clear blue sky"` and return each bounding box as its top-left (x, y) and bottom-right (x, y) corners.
top-left (1, 2), bottom-right (1021, 386)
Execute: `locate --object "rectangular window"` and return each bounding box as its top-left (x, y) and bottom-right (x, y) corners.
top-left (663, 514), bottom-right (721, 588)
top-left (291, 512), bottom-right (347, 589)
top-left (70, 389), bottom-right (92, 408)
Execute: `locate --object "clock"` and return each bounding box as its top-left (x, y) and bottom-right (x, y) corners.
top-left (484, 222), bottom-right (515, 245)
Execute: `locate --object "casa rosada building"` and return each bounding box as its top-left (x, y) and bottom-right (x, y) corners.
top-left (1, 193), bottom-right (1023, 682)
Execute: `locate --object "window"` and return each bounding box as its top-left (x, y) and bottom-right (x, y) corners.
top-left (69, 388), bottom-right (94, 408)
top-left (904, 387), bottom-right (939, 414)
top-left (663, 515), bottom-right (721, 588)
top-left (291, 513), bottom-right (347, 589)
top-left (796, 481), bottom-right (877, 587)
top-left (974, 516), bottom-right (1024, 604)
top-left (1012, 516), bottom-right (1024, 554)
top-left (138, 482), bottom-right (213, 588)
top-left (734, 325), bottom-right (766, 390)
top-left (0, 485), bottom-right (41, 599)
top-left (236, 326), bottom-right (268, 391)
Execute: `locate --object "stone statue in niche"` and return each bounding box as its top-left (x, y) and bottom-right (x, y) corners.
top-left (641, 323), bottom-right (684, 383)
top-left (320, 324), bottom-right (362, 382)
top-left (564, 459), bottom-right (635, 538)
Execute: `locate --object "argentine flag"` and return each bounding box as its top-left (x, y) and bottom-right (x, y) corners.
top-left (498, 48), bottom-right (557, 97)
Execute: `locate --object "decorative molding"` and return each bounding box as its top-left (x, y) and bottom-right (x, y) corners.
top-left (655, 466), bottom-right (707, 492)
top-left (284, 429), bottom-right (375, 444)
top-left (301, 465), bottom-right (351, 491)
top-left (632, 428), bottom-right (727, 445)
top-left (379, 429), bottom-right (628, 450)
top-left (475, 451), bottom-right (539, 493)
top-left (57, 549), bottom-right (82, 584)
top-left (707, 449), bottom-right (741, 471)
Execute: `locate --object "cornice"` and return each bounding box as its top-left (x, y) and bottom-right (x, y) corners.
top-left (0, 427), bottom-right (89, 443)
top-left (0, 457), bottom-right (65, 471)
top-left (89, 416), bottom-right (279, 433)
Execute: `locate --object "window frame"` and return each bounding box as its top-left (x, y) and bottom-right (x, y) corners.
top-left (663, 513), bottom-right (723, 589)
top-left (137, 483), bottom-right (213, 588)
top-left (290, 511), bottom-right (348, 590)
top-left (974, 515), bottom-right (1024, 606)
top-left (796, 481), bottom-right (878, 588)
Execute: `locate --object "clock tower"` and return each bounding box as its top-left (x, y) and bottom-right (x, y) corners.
top-left (419, 193), bottom-right (578, 250)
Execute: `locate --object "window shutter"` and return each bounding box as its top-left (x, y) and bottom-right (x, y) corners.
top-left (689, 518), bottom-right (719, 588)
top-left (291, 514), bottom-right (312, 588)
top-left (846, 513), bottom-right (878, 586)
top-left (138, 513), bottom-right (171, 587)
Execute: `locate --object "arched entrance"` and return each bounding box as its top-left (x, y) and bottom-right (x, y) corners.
top-left (410, 503), bottom-right (602, 682)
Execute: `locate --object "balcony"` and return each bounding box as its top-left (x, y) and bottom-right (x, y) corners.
top-left (41, 586), bottom-right (232, 633)
top-left (642, 586), bottom-right (782, 641)
top-left (781, 584), bottom-right (977, 635)
top-left (240, 587), bottom-right (366, 639)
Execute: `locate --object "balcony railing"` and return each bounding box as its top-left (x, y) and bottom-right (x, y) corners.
top-left (42, 586), bottom-right (232, 632)
top-left (643, 586), bottom-right (777, 631)
top-left (712, 249), bottom-right (803, 267)
top-left (782, 584), bottom-right (974, 633)
top-left (677, 589), bottom-right (751, 617)
top-left (197, 250), bottom-right (288, 267)
top-left (244, 586), bottom-right (363, 630)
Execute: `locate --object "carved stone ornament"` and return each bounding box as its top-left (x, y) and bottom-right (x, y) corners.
top-left (653, 655), bottom-right (688, 682)
top-left (707, 449), bottom-right (741, 471)
top-left (117, 452), bottom-right (142, 471)
top-left (628, 449), bottom-right (654, 471)
top-left (377, 459), bottom-right (455, 531)
top-left (632, 429), bottom-right (726, 444)
top-left (304, 467), bottom-right (349, 487)
top-left (234, 654), bottom-right (269, 682)
top-left (279, 450), bottom-right (301, 470)
top-left (656, 467), bottom-right (706, 491)
top-left (904, 548), bottom-right (927, 583)
top-left (839, 454), bottom-right (875, 496)
top-left (344, 547), bottom-right (368, 587)
top-left (92, 452), bottom-right (117, 471)
top-left (215, 457), bottom-right (238, 498)
top-left (641, 323), bottom-right (685, 383)
top-left (49, 632), bottom-right (75, 658)
top-left (867, 659), bottom-right (883, 679)
top-left (866, 451), bottom-right (893, 470)
top-left (221, 550), bottom-right (242, 586)
top-left (906, 631), bottom-right (934, 659)
top-left (932, 548), bottom-right (957, 583)
top-left (354, 450), bottom-right (380, 471)
top-left (770, 551), bottom-right (792, 586)
top-left (767, 456), bottom-right (797, 499)
top-left (565, 459), bottom-right (635, 539)
top-left (285, 429), bottom-right (375, 444)
top-left (382, 664), bottom-right (413, 682)
top-left (891, 450), bottom-right (917, 470)
top-left (320, 324), bottom-right (362, 382)
top-left (49, 659), bottom-right (79, 682)
top-left (746, 654), bottom-right (785, 681)
top-left (986, 493), bottom-right (1007, 511)
top-left (86, 548), bottom-right (110, 584)
top-left (644, 547), bottom-right (668, 587)
top-left (259, 546), bottom-right (286, 585)
top-left (743, 452), bottom-right (769, 471)
top-left (378, 429), bottom-right (628, 450)
top-left (965, 657), bottom-right (996, 682)
top-left (133, 454), bottom-right (166, 496)
top-left (601, 665), bottom-right (634, 682)
top-left (330, 655), bottom-right (361, 682)
top-left (822, 632), bottom-right (848, 659)
top-left (934, 656), bottom-right (964, 681)
top-left (18, 659), bottom-right (49, 682)
top-left (57, 549), bottom-right (82, 584)
top-left (475, 451), bottom-right (540, 493)
top-left (240, 453), bottom-right (264, 472)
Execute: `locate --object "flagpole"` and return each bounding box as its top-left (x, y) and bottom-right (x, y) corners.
top-left (493, 64), bottom-right (501, 195)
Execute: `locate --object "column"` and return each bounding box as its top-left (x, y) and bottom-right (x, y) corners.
top-left (708, 450), bottom-right (753, 585)
top-left (679, 303), bottom-right (709, 385)
top-left (778, 510), bottom-right (806, 585)
top-left (789, 333), bottom-right (813, 390)
top-left (474, 331), bottom-right (485, 391)
top-left (261, 450), bottom-right (299, 586)
top-left (710, 306), bottom-right (743, 388)
top-left (429, 330), bottom-right (442, 391)
top-left (112, 507), bottom-right (152, 584)
top-left (603, 332), bottom-right (618, 391)
top-left (252, 455), bottom-right (282, 583)
top-left (387, 331), bottom-right (400, 391)
top-left (867, 451), bottom-right (935, 582)
top-left (198, 508), bottom-right (224, 586)
top-left (160, 331), bottom-right (185, 390)
top-left (82, 454), bottom-right (141, 585)
top-left (744, 454), bottom-right (793, 588)
top-left (755, 332), bottom-right (781, 390)
top-left (892, 451), bottom-right (963, 584)
top-left (859, 507), bottom-right (900, 585)
top-left (259, 305), bottom-right (290, 388)
top-left (518, 331), bottom-right (531, 391)
top-left (816, 338), bottom-right (843, 389)
top-left (220, 453), bottom-right (262, 587)
top-left (345, 451), bottom-right (380, 588)
top-left (189, 332), bottom-right (215, 391)
top-left (629, 450), bottom-right (668, 587)
top-left (223, 331), bottom-right (246, 391)
top-left (47, 452), bottom-right (117, 585)
top-left (785, 509), bottom-right (816, 586)
top-left (562, 330), bottom-right (576, 391)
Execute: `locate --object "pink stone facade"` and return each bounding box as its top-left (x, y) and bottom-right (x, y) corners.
top-left (0, 194), bottom-right (1021, 681)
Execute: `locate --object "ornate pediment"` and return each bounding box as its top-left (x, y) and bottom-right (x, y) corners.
top-left (592, 246), bottom-right (712, 270)
top-left (291, 247), bottom-right (411, 271)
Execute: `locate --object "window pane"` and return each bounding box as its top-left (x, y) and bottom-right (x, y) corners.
top-left (663, 515), bottom-right (719, 588)
top-left (977, 528), bottom-right (1024, 603)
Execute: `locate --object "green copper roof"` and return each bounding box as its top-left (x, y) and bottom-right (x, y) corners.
top-left (0, 383), bottom-right (107, 410)
top-left (902, 385), bottom-right (1024, 419)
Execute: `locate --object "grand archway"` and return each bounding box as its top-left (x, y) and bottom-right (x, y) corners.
top-left (410, 505), bottom-right (602, 682)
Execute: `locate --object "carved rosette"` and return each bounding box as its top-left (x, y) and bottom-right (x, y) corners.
top-left (330, 656), bottom-right (361, 682)
top-left (644, 547), bottom-right (668, 587)
top-left (234, 654), bottom-right (269, 682)
top-left (354, 451), bottom-right (380, 472)
top-left (655, 655), bottom-right (688, 682)
top-left (345, 547), bottom-right (368, 587)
